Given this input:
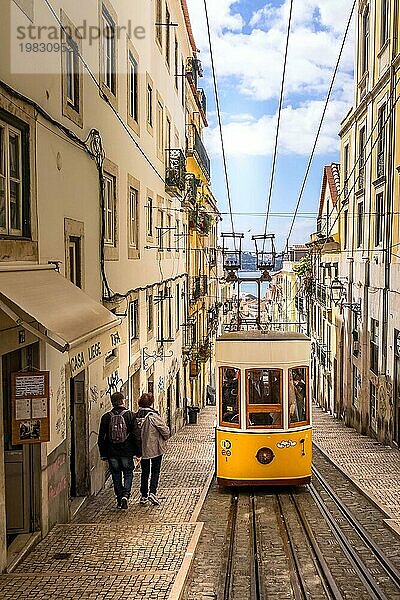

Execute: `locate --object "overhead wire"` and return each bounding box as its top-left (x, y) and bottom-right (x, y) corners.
top-left (282, 0), bottom-right (357, 255)
top-left (263, 0), bottom-right (294, 240)
top-left (203, 0), bottom-right (236, 245)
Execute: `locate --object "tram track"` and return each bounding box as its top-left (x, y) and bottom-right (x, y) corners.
top-left (309, 466), bottom-right (400, 600)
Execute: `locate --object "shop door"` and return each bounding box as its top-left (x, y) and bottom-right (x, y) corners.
top-left (394, 331), bottom-right (400, 446)
top-left (166, 386), bottom-right (172, 431)
top-left (69, 371), bottom-right (89, 498)
top-left (2, 346), bottom-right (38, 538)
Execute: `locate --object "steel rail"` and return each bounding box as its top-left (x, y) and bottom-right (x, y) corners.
top-left (221, 491), bottom-right (239, 600)
top-left (250, 493), bottom-right (264, 600)
top-left (309, 479), bottom-right (390, 600)
top-left (312, 466), bottom-right (400, 589)
top-left (275, 494), bottom-right (309, 600)
top-left (289, 492), bottom-right (344, 600)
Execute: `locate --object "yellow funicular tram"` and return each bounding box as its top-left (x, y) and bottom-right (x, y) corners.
top-left (215, 330), bottom-right (312, 486)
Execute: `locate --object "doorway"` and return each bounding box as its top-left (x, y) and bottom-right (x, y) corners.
top-left (69, 371), bottom-right (89, 498)
top-left (2, 344), bottom-right (40, 543)
top-left (394, 330), bottom-right (400, 446)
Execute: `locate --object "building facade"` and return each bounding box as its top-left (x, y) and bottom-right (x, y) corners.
top-left (338, 0), bottom-right (400, 444)
top-left (0, 0), bottom-right (216, 572)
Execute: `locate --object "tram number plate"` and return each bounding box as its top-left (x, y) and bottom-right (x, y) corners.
top-left (221, 439), bottom-right (232, 461)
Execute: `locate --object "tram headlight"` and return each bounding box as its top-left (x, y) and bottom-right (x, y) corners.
top-left (256, 447), bottom-right (275, 465)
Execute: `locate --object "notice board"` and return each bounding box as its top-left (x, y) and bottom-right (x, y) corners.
top-left (11, 371), bottom-right (50, 444)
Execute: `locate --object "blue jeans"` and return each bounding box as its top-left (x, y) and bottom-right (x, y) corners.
top-left (140, 455), bottom-right (162, 496)
top-left (108, 456), bottom-right (134, 501)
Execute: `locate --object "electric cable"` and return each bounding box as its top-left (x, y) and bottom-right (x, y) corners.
top-left (283, 0), bottom-right (357, 254)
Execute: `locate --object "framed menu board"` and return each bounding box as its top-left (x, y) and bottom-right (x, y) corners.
top-left (11, 371), bottom-right (50, 444)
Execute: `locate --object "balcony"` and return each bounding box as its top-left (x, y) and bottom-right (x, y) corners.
top-left (189, 209), bottom-right (213, 235)
top-left (316, 283), bottom-right (328, 308)
top-left (187, 124), bottom-right (211, 181)
top-left (191, 276), bottom-right (202, 303)
top-left (186, 57), bottom-right (203, 89)
top-left (165, 149), bottom-right (186, 197)
top-left (197, 88), bottom-right (207, 116)
top-left (377, 151), bottom-right (385, 179)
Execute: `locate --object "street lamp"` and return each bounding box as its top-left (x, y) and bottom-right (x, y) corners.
top-left (330, 277), bottom-right (362, 316)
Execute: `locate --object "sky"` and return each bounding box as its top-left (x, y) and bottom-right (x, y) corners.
top-left (186, 0), bottom-right (355, 252)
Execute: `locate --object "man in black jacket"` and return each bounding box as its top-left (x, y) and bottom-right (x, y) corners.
top-left (98, 392), bottom-right (142, 509)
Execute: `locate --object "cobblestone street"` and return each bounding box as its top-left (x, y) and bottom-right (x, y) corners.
top-left (1, 406), bottom-right (400, 599)
top-left (0, 409), bottom-right (216, 599)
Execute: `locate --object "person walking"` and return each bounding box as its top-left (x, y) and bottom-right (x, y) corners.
top-left (136, 393), bottom-right (170, 506)
top-left (98, 392), bottom-right (142, 510)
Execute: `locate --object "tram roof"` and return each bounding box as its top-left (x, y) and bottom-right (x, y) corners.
top-left (217, 331), bottom-right (310, 342)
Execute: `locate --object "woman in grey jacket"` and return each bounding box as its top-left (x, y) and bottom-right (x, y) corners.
top-left (136, 393), bottom-right (170, 505)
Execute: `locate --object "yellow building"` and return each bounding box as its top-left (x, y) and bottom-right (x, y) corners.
top-left (182, 18), bottom-right (220, 409)
top-left (0, 0), bottom-right (209, 571)
top-left (338, 0), bottom-right (399, 443)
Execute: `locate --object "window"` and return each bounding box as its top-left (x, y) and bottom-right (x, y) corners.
top-left (102, 6), bottom-right (116, 95)
top-left (181, 59), bottom-right (185, 106)
top-left (0, 119), bottom-right (26, 236)
top-left (370, 318), bottom-right (379, 374)
top-left (156, 100), bottom-right (164, 156)
top-left (129, 187), bottom-right (138, 249)
top-left (375, 192), bottom-right (384, 246)
top-left (288, 367), bottom-right (308, 426)
top-left (357, 201), bottom-right (364, 248)
top-left (175, 219), bottom-right (180, 251)
top-left (147, 290), bottom-right (153, 331)
top-left (147, 83), bottom-right (153, 127)
top-left (147, 196), bottom-right (153, 237)
top-left (65, 36), bottom-right (79, 112)
top-left (68, 236), bottom-right (82, 288)
top-left (352, 365), bottom-right (360, 407)
top-left (166, 116), bottom-right (171, 155)
top-left (166, 213), bottom-right (172, 251)
top-left (129, 300), bottom-right (139, 344)
top-left (220, 367), bottom-right (240, 428)
top-left (343, 144), bottom-right (349, 199)
top-left (103, 172), bottom-right (116, 245)
top-left (128, 52), bottom-right (138, 123)
top-left (158, 289), bottom-right (164, 342)
top-left (174, 37), bottom-right (179, 89)
top-left (167, 289), bottom-right (173, 339)
top-left (381, 0), bottom-right (389, 47)
top-left (175, 283), bottom-right (180, 331)
top-left (370, 382), bottom-right (377, 429)
top-left (165, 4), bottom-right (171, 67)
top-left (343, 209), bottom-right (348, 249)
top-left (155, 0), bottom-right (162, 46)
top-left (377, 104), bottom-right (386, 178)
top-left (361, 7), bottom-right (370, 75)
top-left (358, 127), bottom-right (365, 189)
top-left (246, 369), bottom-right (282, 428)
top-left (158, 209), bottom-right (164, 250)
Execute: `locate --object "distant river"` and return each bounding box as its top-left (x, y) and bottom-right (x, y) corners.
top-left (235, 271), bottom-right (270, 298)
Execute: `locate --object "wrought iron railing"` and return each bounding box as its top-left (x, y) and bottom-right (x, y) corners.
top-left (197, 89), bottom-right (207, 116)
top-left (187, 125), bottom-right (210, 180)
top-left (165, 149), bottom-right (186, 195)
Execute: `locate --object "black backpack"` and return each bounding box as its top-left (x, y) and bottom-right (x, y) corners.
top-left (109, 409), bottom-right (129, 443)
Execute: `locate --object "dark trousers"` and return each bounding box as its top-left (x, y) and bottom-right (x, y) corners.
top-left (108, 456), bottom-right (134, 501)
top-left (140, 455), bottom-right (162, 496)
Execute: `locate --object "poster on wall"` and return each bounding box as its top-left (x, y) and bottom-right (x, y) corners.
top-left (11, 371), bottom-right (50, 444)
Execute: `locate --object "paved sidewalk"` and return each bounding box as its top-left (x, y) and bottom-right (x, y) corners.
top-left (313, 405), bottom-right (400, 534)
top-left (0, 408), bottom-right (216, 599)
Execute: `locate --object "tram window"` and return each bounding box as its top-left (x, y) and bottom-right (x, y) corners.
top-left (247, 369), bottom-right (281, 405)
top-left (220, 367), bottom-right (240, 428)
top-left (248, 412), bottom-right (282, 428)
top-left (288, 367), bottom-right (309, 425)
top-left (246, 369), bottom-right (282, 429)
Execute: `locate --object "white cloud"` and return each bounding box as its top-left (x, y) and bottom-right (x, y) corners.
top-left (205, 98), bottom-right (348, 157)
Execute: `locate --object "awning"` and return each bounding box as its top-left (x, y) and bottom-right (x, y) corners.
top-left (0, 267), bottom-right (122, 374)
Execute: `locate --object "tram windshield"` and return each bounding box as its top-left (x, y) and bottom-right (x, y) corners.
top-left (288, 367), bottom-right (308, 426)
top-left (220, 367), bottom-right (240, 427)
top-left (246, 369), bottom-right (282, 428)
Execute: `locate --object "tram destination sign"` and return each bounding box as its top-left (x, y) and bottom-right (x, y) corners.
top-left (11, 371), bottom-right (50, 444)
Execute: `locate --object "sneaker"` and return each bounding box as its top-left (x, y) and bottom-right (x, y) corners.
top-left (140, 496), bottom-right (148, 505)
top-left (148, 493), bottom-right (160, 506)
top-left (120, 497), bottom-right (128, 510)
top-left (117, 499), bottom-right (122, 509)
